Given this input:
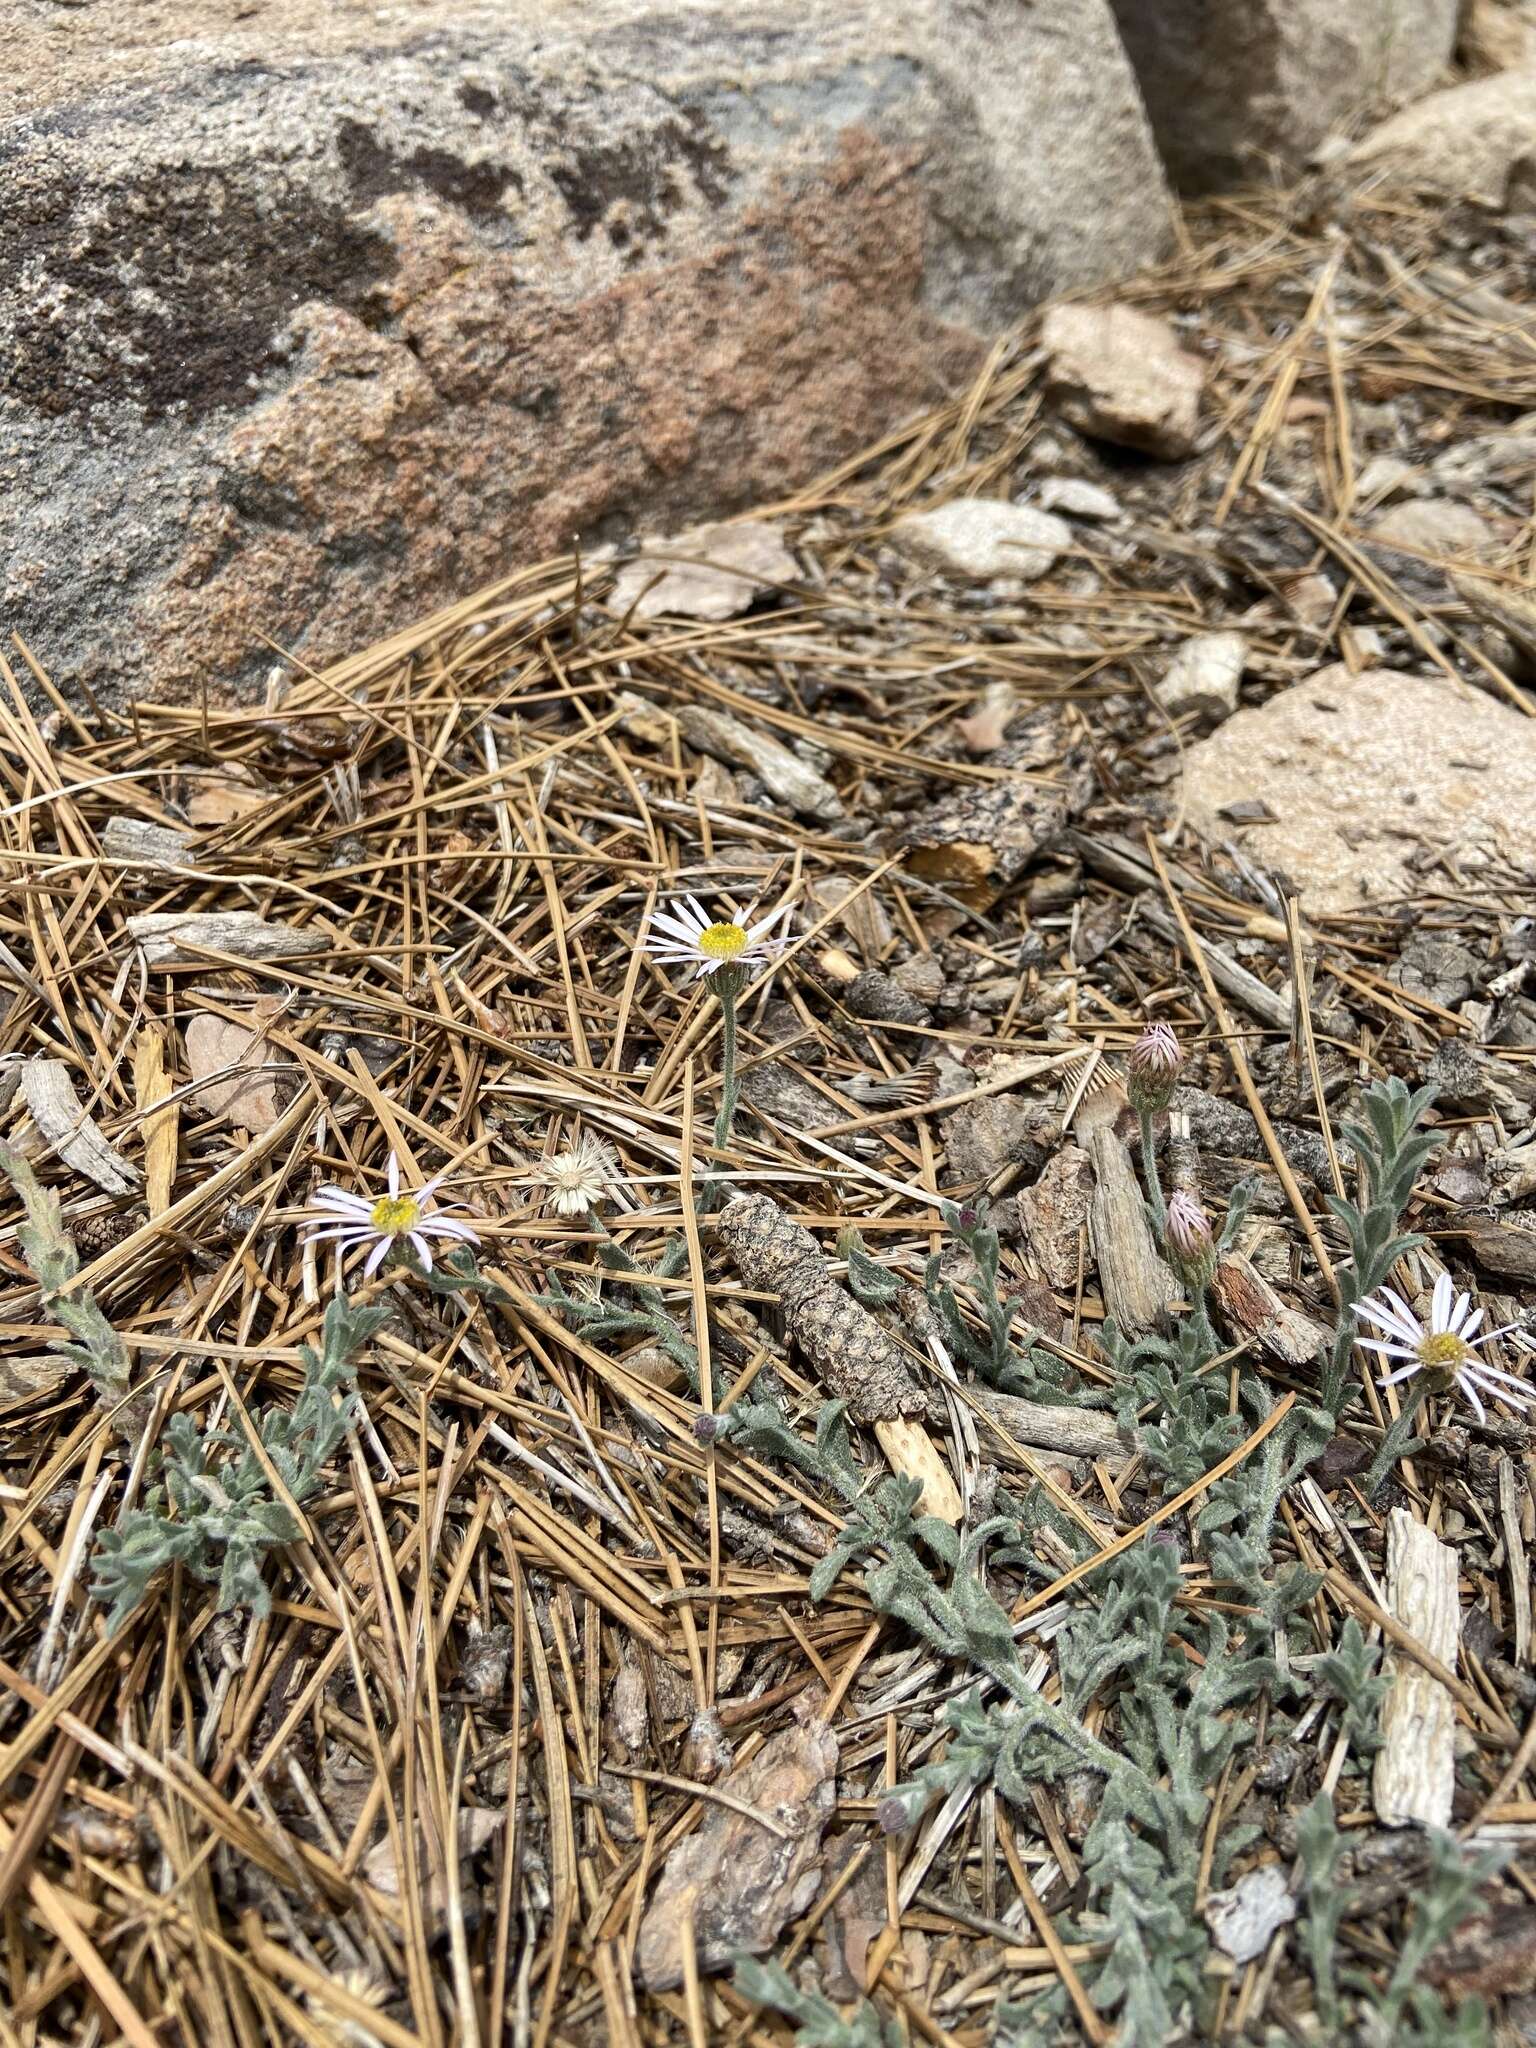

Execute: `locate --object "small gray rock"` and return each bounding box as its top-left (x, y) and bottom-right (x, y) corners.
top-left (891, 499), bottom-right (1072, 582)
top-left (1202, 1864), bottom-right (1297, 1965)
top-left (1371, 500), bottom-right (1492, 560)
top-left (1036, 477), bottom-right (1122, 521)
top-left (1356, 453), bottom-right (1419, 502)
top-left (1154, 630), bottom-right (1247, 721)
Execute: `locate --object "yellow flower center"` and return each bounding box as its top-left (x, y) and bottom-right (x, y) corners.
top-left (697, 920), bottom-right (748, 961)
top-left (369, 1194), bottom-right (421, 1235)
top-left (1418, 1330), bottom-right (1469, 1373)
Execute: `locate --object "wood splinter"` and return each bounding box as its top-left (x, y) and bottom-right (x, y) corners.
top-left (716, 1192), bottom-right (964, 1524)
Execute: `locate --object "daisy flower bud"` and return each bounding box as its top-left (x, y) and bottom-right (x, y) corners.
top-left (1165, 1189), bottom-right (1216, 1293)
top-left (876, 1786), bottom-right (928, 1835)
top-left (1127, 1020), bottom-right (1183, 1114)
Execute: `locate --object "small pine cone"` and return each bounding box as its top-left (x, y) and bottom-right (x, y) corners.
top-left (71, 1206), bottom-right (145, 1257)
top-left (716, 1192), bottom-right (922, 1422)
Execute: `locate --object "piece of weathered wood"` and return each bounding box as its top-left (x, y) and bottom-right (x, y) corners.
top-left (1211, 1250), bottom-right (1329, 1367)
top-left (100, 817), bottom-right (197, 871)
top-left (1139, 902), bottom-right (1291, 1033)
top-left (615, 692), bottom-right (843, 822)
top-left (1454, 1213), bottom-right (1536, 1287)
top-left (132, 1028), bottom-right (178, 1217)
top-left (18, 1060), bottom-right (140, 1195)
top-left (128, 910), bottom-right (329, 966)
top-left (967, 1388), bottom-right (1128, 1460)
top-left (1498, 1457), bottom-right (1531, 1670)
top-left (1085, 1123), bottom-right (1177, 1333)
top-left (1374, 1507), bottom-right (1459, 1829)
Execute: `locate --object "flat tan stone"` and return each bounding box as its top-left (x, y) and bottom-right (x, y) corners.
top-left (891, 500), bottom-right (1072, 582)
top-left (1347, 66), bottom-right (1536, 205)
top-left (1041, 301), bottom-right (1204, 459)
top-left (1371, 500), bottom-right (1494, 559)
top-left (609, 521), bottom-right (797, 621)
top-left (1181, 665), bottom-right (1536, 914)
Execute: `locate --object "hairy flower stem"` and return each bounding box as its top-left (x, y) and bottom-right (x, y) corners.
top-left (1139, 1108), bottom-right (1167, 1238)
top-left (713, 978), bottom-right (741, 1152)
top-left (1363, 1374), bottom-right (1431, 1493)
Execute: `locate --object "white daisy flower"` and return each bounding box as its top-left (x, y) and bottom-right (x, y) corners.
top-left (536, 1134), bottom-right (623, 1217)
top-left (301, 1150), bottom-right (480, 1277)
top-left (1356, 1271), bottom-right (1533, 1425)
top-left (644, 894), bottom-right (790, 980)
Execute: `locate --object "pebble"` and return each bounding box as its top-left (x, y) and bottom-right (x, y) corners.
top-left (609, 520), bottom-right (798, 620)
top-left (1036, 477), bottom-right (1122, 521)
top-left (890, 499), bottom-right (1071, 582)
top-left (1154, 630), bottom-right (1247, 721)
top-left (1041, 300), bottom-right (1204, 459)
top-left (1371, 499), bottom-right (1492, 558)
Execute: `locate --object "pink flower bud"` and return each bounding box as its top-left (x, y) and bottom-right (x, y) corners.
top-left (1165, 1190), bottom-right (1216, 1291)
top-left (1127, 1020), bottom-right (1183, 1113)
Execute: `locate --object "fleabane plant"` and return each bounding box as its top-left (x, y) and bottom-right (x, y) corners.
top-left (302, 1149), bottom-right (479, 1276)
top-left (93, 1296), bottom-right (387, 1629)
top-left (0, 1139), bottom-right (132, 1417)
top-left (720, 1075), bottom-right (1498, 2045)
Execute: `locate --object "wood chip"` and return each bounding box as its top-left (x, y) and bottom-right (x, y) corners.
top-left (100, 818), bottom-right (196, 871)
top-left (1498, 1457), bottom-right (1531, 1668)
top-left (968, 1388), bottom-right (1128, 1460)
top-left (1454, 1213), bottom-right (1536, 1286)
top-left (17, 1061), bottom-right (140, 1195)
top-left (128, 911), bottom-right (329, 966)
top-left (184, 1004), bottom-right (287, 1134)
top-left (674, 704), bottom-right (843, 823)
top-left (132, 1027), bottom-right (178, 1216)
top-left (1019, 1144), bottom-right (1095, 1290)
top-left (1374, 1508), bottom-right (1459, 1829)
top-left (1086, 1125), bottom-right (1176, 1333)
top-left (1211, 1250), bottom-right (1329, 1366)
top-left (635, 1716), bottom-right (837, 1989)
top-left (0, 1354), bottom-right (74, 1410)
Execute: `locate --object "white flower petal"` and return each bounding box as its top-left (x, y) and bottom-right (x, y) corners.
top-left (1356, 1339), bottom-right (1420, 1362)
top-left (364, 1236), bottom-right (393, 1278)
top-left (1458, 1376), bottom-right (1487, 1425)
top-left (1379, 1285), bottom-right (1424, 1331)
top-left (425, 1216), bottom-right (479, 1243)
top-left (1471, 1319), bottom-right (1518, 1348)
top-left (409, 1231), bottom-right (434, 1272)
top-left (744, 900), bottom-right (793, 943)
top-left (1378, 1360), bottom-right (1425, 1388)
top-left (1431, 1272), bottom-right (1454, 1331)
top-left (1464, 1361), bottom-right (1534, 1398)
top-left (1357, 1297), bottom-right (1424, 1346)
top-left (1459, 1306), bottom-right (1486, 1343)
top-left (1447, 1287), bottom-right (1473, 1337)
top-left (648, 910), bottom-right (705, 944)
